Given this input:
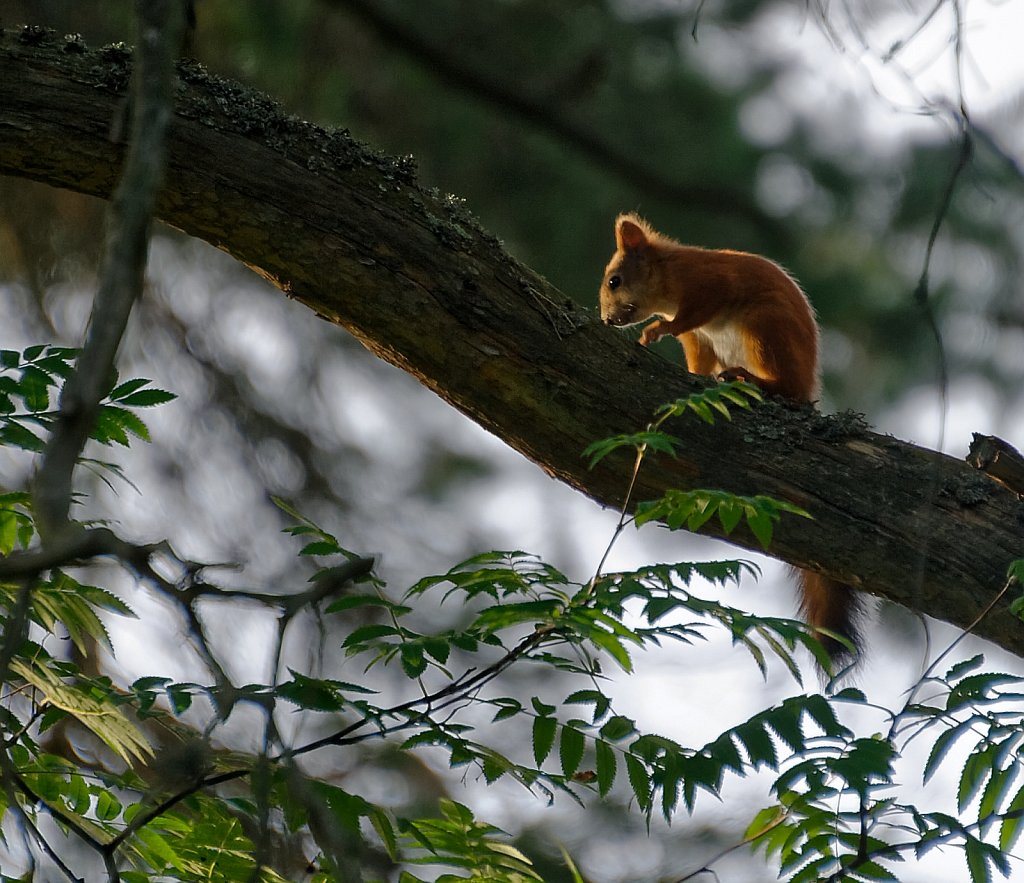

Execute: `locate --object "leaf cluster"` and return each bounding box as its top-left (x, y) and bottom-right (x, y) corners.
top-left (746, 598), bottom-right (1024, 883)
top-left (0, 345), bottom-right (175, 456)
top-left (2, 355), bottom-right (1024, 883)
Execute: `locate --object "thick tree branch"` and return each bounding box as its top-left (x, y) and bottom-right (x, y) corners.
top-left (0, 33), bottom-right (1022, 657)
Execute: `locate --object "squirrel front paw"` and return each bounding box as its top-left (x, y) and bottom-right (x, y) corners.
top-left (717, 367), bottom-right (751, 384)
top-left (639, 322), bottom-right (665, 347)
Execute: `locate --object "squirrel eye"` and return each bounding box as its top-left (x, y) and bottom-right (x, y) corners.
top-left (607, 274), bottom-right (621, 291)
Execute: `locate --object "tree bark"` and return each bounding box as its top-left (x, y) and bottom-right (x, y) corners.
top-left (1, 31), bottom-right (1022, 657)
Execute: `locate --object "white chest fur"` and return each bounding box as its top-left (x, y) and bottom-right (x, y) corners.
top-left (694, 318), bottom-right (750, 368)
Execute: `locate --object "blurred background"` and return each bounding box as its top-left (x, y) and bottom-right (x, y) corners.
top-left (2, 1), bottom-right (1024, 880)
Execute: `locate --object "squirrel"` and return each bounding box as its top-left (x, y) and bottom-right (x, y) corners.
top-left (599, 212), bottom-right (859, 669)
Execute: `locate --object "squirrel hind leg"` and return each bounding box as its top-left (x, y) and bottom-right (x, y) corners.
top-left (795, 568), bottom-right (864, 677)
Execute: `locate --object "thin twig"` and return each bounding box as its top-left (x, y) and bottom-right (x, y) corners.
top-left (891, 572), bottom-right (1018, 745)
top-left (671, 808), bottom-right (786, 881)
top-left (587, 440), bottom-right (646, 593)
top-left (0, 527), bottom-right (155, 581)
top-left (902, 0), bottom-right (972, 669)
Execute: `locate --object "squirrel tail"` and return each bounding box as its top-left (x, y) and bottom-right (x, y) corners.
top-left (796, 569), bottom-right (862, 673)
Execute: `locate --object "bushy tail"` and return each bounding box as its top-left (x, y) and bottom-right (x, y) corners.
top-left (797, 569), bottom-right (862, 673)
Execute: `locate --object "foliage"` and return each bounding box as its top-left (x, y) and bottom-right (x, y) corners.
top-left (2, 361), bottom-right (1023, 882)
top-left (746, 639), bottom-right (1024, 882)
top-left (0, 344), bottom-right (174, 497)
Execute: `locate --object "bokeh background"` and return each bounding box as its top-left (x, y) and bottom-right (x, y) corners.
top-left (2, 2), bottom-right (1024, 880)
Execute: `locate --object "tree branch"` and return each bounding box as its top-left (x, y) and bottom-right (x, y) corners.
top-left (0, 32), bottom-right (1022, 657)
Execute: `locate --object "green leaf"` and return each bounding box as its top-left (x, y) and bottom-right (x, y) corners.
top-left (564, 689), bottom-right (611, 723)
top-left (977, 762), bottom-right (1014, 833)
top-left (277, 673), bottom-right (348, 711)
top-left (945, 654), bottom-right (985, 682)
top-left (532, 715), bottom-right (556, 766)
top-left (370, 807), bottom-right (398, 861)
top-left (965, 836), bottom-right (991, 883)
top-left (108, 378), bottom-right (152, 400)
top-left (958, 746), bottom-right (995, 813)
top-left (490, 698), bottom-right (522, 722)
top-left (734, 720), bottom-right (777, 769)
top-left (599, 715), bottom-right (637, 742)
top-left (559, 725), bottom-right (586, 778)
top-left (95, 789), bottom-right (122, 821)
top-left (400, 644), bottom-right (428, 679)
top-left (325, 594), bottom-right (408, 615)
top-left (342, 624), bottom-right (401, 648)
top-left (804, 694), bottom-right (848, 738)
top-left (595, 739), bottom-right (617, 796)
top-left (0, 510), bottom-right (19, 556)
top-left (10, 659), bottom-right (152, 764)
top-left (706, 733), bottom-right (743, 774)
top-left (422, 636), bottom-right (451, 664)
top-left (588, 628), bottom-right (634, 673)
top-left (947, 672), bottom-right (1023, 711)
top-left (0, 421), bottom-right (44, 452)
top-left (74, 581), bottom-right (136, 618)
top-left (116, 387), bottom-right (176, 407)
top-left (717, 499), bottom-right (744, 534)
top-left (999, 783), bottom-right (1024, 852)
top-left (18, 365), bottom-right (52, 412)
top-left (167, 683), bottom-right (196, 714)
top-left (65, 774), bottom-right (91, 816)
top-left (746, 509), bottom-right (775, 548)
top-left (582, 431), bottom-right (680, 468)
top-left (764, 700), bottom-right (806, 754)
top-left (312, 781), bottom-right (372, 835)
top-left (300, 540), bottom-right (342, 557)
top-left (745, 805), bottom-right (786, 842)
top-left (471, 599), bottom-right (563, 632)
top-left (625, 753), bottom-right (651, 811)
top-left (91, 405), bottom-right (151, 445)
top-left (531, 697), bottom-right (556, 716)
top-left (481, 751), bottom-right (512, 784)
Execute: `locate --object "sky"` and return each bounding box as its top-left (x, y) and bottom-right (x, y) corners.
top-left (773, 2), bottom-right (1023, 153)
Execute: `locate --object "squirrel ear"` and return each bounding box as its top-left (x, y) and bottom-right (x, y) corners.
top-left (616, 216), bottom-right (648, 251)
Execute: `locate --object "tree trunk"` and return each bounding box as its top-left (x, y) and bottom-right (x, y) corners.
top-left (1, 30), bottom-right (1022, 657)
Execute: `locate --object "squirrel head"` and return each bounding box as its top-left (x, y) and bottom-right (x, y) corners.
top-left (598, 213), bottom-right (663, 328)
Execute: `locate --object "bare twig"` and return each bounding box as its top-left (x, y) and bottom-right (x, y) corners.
top-left (32, 0), bottom-right (183, 540)
top-left (903, 0), bottom-right (972, 640)
top-left (0, 527), bottom-right (158, 582)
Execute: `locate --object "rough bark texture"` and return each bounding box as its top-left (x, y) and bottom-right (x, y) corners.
top-left (1, 30), bottom-right (1022, 657)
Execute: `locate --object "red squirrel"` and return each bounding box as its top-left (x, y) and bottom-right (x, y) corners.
top-left (599, 212), bottom-right (859, 668)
